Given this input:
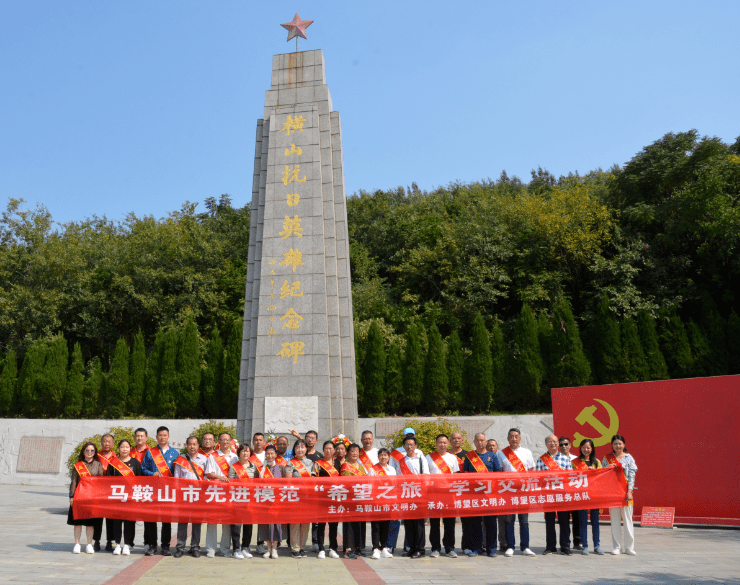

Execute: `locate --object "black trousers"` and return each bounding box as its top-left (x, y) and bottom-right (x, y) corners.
top-left (545, 511), bottom-right (571, 551)
top-left (176, 523), bottom-right (202, 551)
top-left (144, 522), bottom-right (172, 548)
top-left (403, 518), bottom-right (425, 554)
top-left (230, 524), bottom-right (252, 550)
top-left (317, 522), bottom-right (338, 552)
top-left (429, 517), bottom-right (456, 553)
top-left (93, 518), bottom-right (115, 542)
top-left (109, 519), bottom-right (135, 547)
top-left (344, 521), bottom-right (363, 551)
top-left (371, 520), bottom-right (390, 550)
top-left (470, 515), bottom-right (497, 554)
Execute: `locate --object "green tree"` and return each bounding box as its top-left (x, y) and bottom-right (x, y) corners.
top-left (700, 295), bottom-right (728, 376)
top-left (157, 328), bottom-right (178, 418)
top-left (145, 329), bottom-right (165, 414)
top-left (64, 343), bottom-right (84, 418)
top-left (221, 318), bottom-right (241, 418)
top-left (0, 350), bottom-right (18, 416)
top-left (727, 311), bottom-right (740, 375)
top-left (362, 320), bottom-right (386, 415)
top-left (385, 418), bottom-right (473, 454)
top-left (128, 330), bottom-right (146, 414)
top-left (506, 305), bottom-right (543, 409)
top-left (686, 321), bottom-right (711, 377)
top-left (202, 324), bottom-right (224, 417)
top-left (621, 318), bottom-right (649, 382)
top-left (549, 300), bottom-right (592, 388)
top-left (466, 313), bottom-right (493, 412)
top-left (636, 310), bottom-right (669, 380)
top-left (177, 316), bottom-right (201, 417)
top-left (16, 340), bottom-right (46, 417)
top-left (39, 336), bottom-right (68, 417)
top-left (402, 324), bottom-right (424, 413)
top-left (490, 324), bottom-right (506, 393)
top-left (384, 341), bottom-right (403, 414)
top-left (446, 331), bottom-right (464, 412)
top-left (592, 295), bottom-right (623, 384)
top-left (355, 325), bottom-right (365, 409)
top-left (107, 337), bottom-right (129, 418)
top-left (659, 308), bottom-right (693, 378)
top-left (424, 322), bottom-right (448, 414)
top-left (82, 357), bottom-right (103, 417)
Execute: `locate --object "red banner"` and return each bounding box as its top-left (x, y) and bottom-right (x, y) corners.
top-left (73, 467), bottom-right (627, 524)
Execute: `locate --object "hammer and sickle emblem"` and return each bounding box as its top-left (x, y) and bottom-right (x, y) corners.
top-left (574, 399), bottom-right (619, 447)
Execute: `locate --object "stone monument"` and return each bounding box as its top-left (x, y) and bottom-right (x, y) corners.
top-left (237, 27), bottom-right (358, 443)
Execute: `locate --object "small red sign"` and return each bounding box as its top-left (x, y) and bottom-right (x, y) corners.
top-left (640, 506), bottom-right (675, 527)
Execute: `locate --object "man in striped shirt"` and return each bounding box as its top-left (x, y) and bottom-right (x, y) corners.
top-left (536, 435), bottom-right (573, 555)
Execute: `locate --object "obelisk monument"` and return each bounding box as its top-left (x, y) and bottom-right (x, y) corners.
top-left (237, 19), bottom-right (358, 442)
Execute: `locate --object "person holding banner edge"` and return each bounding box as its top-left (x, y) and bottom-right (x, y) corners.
top-left (536, 435), bottom-right (573, 555)
top-left (603, 434), bottom-right (637, 556)
top-left (68, 442), bottom-right (104, 554)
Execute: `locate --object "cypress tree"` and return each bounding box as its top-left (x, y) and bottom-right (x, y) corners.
top-left (467, 313), bottom-right (493, 412)
top-left (636, 310), bottom-right (669, 380)
top-left (362, 320), bottom-right (387, 415)
top-left (0, 351), bottom-right (18, 417)
top-left (424, 322), bottom-right (448, 414)
top-left (202, 324), bottom-right (224, 417)
top-left (128, 330), bottom-right (146, 414)
top-left (16, 341), bottom-right (46, 417)
top-left (146, 329), bottom-right (164, 414)
top-left (687, 321), bottom-right (711, 378)
top-left (64, 343), bottom-right (84, 418)
top-left (490, 324), bottom-right (506, 392)
top-left (384, 341), bottom-right (403, 415)
top-left (355, 326), bottom-right (365, 409)
top-left (727, 311), bottom-right (740, 375)
top-left (107, 337), bottom-right (130, 418)
top-left (177, 316), bottom-right (201, 417)
top-left (700, 295), bottom-right (728, 375)
top-left (537, 312), bottom-right (553, 404)
top-left (221, 318), bottom-right (242, 418)
top-left (82, 357), bottom-right (103, 417)
top-left (658, 308), bottom-right (693, 378)
top-left (593, 295), bottom-right (623, 384)
top-left (157, 328), bottom-right (178, 418)
top-left (550, 300), bottom-right (592, 388)
top-left (507, 305), bottom-right (544, 408)
top-left (446, 331), bottom-right (464, 412)
top-left (402, 324), bottom-right (424, 413)
top-left (39, 337), bottom-right (68, 417)
top-left (621, 317), bottom-right (649, 382)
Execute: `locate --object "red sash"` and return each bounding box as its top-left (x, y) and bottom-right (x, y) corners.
top-left (211, 452), bottom-right (231, 477)
top-left (465, 450), bottom-right (489, 473)
top-left (315, 458), bottom-right (339, 477)
top-left (249, 453), bottom-right (264, 472)
top-left (340, 461), bottom-right (366, 476)
top-left (572, 458), bottom-right (589, 470)
top-left (262, 464), bottom-right (275, 479)
top-left (430, 451), bottom-right (453, 474)
top-left (291, 458), bottom-right (312, 477)
top-left (174, 455), bottom-right (204, 479)
top-left (197, 448), bottom-right (210, 457)
top-left (606, 454), bottom-right (619, 466)
top-left (452, 451), bottom-right (465, 467)
top-left (358, 449), bottom-right (374, 473)
top-left (539, 453), bottom-right (563, 471)
top-left (231, 461), bottom-right (250, 481)
top-left (372, 463), bottom-right (388, 475)
top-left (151, 446), bottom-right (173, 477)
top-left (390, 449), bottom-right (412, 475)
top-left (132, 445), bottom-right (150, 464)
top-left (108, 455), bottom-right (134, 476)
top-left (74, 461), bottom-right (92, 477)
top-left (502, 447), bottom-right (527, 472)
top-left (97, 451), bottom-right (113, 472)
top-left (275, 455), bottom-right (288, 466)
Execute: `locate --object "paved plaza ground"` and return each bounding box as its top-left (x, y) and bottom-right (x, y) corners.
top-left (2, 484), bottom-right (738, 585)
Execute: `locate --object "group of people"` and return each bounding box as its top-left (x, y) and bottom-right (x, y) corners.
top-left (68, 425), bottom-right (637, 559)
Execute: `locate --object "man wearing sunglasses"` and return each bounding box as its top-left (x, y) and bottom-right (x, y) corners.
top-left (558, 437), bottom-right (582, 551)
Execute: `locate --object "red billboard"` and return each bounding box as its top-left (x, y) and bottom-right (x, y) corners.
top-left (552, 375), bottom-right (740, 526)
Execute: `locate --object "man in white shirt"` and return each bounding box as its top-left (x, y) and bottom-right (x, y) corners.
top-left (251, 433), bottom-right (269, 555)
top-left (173, 436), bottom-right (208, 558)
top-left (204, 432), bottom-right (238, 558)
top-left (361, 430), bottom-right (379, 465)
top-left (391, 435), bottom-right (428, 558)
top-left (426, 434), bottom-right (459, 558)
top-left (497, 428), bottom-right (536, 557)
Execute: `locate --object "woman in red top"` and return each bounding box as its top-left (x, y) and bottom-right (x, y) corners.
top-left (68, 442), bottom-right (104, 554)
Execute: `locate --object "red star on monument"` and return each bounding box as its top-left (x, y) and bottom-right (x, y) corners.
top-left (281, 13), bottom-right (313, 42)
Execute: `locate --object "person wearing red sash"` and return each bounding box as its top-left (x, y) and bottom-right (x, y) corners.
top-left (390, 435), bottom-right (428, 559)
top-left (288, 440), bottom-right (314, 558)
top-left (141, 426), bottom-right (179, 556)
top-left (132, 427), bottom-right (150, 464)
top-left (313, 440), bottom-right (341, 559)
top-left (369, 448), bottom-right (395, 559)
top-left (68, 442), bottom-right (104, 554)
top-left (93, 433), bottom-right (116, 552)
top-left (426, 434), bottom-right (461, 558)
top-left (276, 435), bottom-right (294, 461)
top-left (536, 435), bottom-right (574, 555)
top-left (204, 432), bottom-right (239, 558)
top-left (462, 433), bottom-right (502, 558)
top-left (603, 434), bottom-right (637, 556)
top-left (497, 428), bottom-right (536, 558)
top-left (258, 445), bottom-right (293, 559)
top-left (577, 439), bottom-right (604, 555)
top-left (172, 435), bottom-right (208, 559)
top-left (557, 436), bottom-right (583, 552)
top-left (484, 438), bottom-right (507, 553)
top-left (228, 443), bottom-right (258, 559)
top-left (199, 432), bottom-right (217, 458)
top-left (340, 444), bottom-right (368, 559)
top-left (105, 439), bottom-right (142, 556)
top-left (290, 429), bottom-right (322, 552)
top-left (251, 432), bottom-right (269, 556)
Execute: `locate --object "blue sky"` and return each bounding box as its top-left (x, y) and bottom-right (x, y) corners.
top-left (1, 1), bottom-right (738, 225)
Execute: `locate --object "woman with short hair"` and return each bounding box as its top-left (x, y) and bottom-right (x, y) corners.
top-left (289, 440), bottom-right (314, 558)
top-left (314, 440), bottom-right (340, 559)
top-left (257, 445), bottom-right (295, 558)
top-left (576, 439), bottom-right (603, 555)
top-left (340, 443), bottom-right (366, 559)
top-left (603, 434), bottom-right (638, 555)
top-left (68, 442), bottom-right (104, 554)
top-left (229, 444), bottom-right (257, 559)
top-left (105, 439), bottom-right (142, 555)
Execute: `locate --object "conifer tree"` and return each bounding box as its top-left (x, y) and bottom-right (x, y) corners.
top-left (0, 351), bottom-right (18, 417)
top-left (128, 330), bottom-right (146, 414)
top-left (424, 322), bottom-right (448, 414)
top-left (221, 318), bottom-right (242, 418)
top-left (202, 324), bottom-right (224, 417)
top-left (107, 338), bottom-right (129, 418)
top-left (82, 357), bottom-right (103, 417)
top-left (446, 331), bottom-right (464, 412)
top-left (537, 312), bottom-right (554, 401)
top-left (636, 310), bottom-right (669, 380)
top-left (467, 313), bottom-right (493, 412)
top-left (686, 321), bottom-right (711, 378)
top-left (355, 326), bottom-right (365, 409)
top-left (507, 305), bottom-right (544, 408)
top-left (16, 341), bottom-right (46, 417)
top-left (177, 316), bottom-right (201, 417)
top-left (593, 295), bottom-right (623, 384)
top-left (700, 295), bottom-right (728, 375)
top-left (402, 324), bottom-right (424, 413)
top-left (64, 343), bottom-right (84, 418)
top-left (146, 329), bottom-right (164, 414)
top-left (621, 317), bottom-right (649, 382)
top-left (550, 300), bottom-right (592, 388)
top-left (490, 324), bottom-right (506, 392)
top-left (362, 320), bottom-right (386, 415)
top-left (40, 337), bottom-right (68, 417)
top-left (727, 311), bottom-right (740, 375)
top-left (658, 308), bottom-right (693, 378)
top-left (384, 341), bottom-right (403, 414)
top-left (157, 328), bottom-right (178, 418)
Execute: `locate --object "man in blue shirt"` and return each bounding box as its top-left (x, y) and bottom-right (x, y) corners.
top-left (142, 425), bottom-right (180, 556)
top-left (536, 434), bottom-right (573, 555)
top-left (462, 433), bottom-right (502, 557)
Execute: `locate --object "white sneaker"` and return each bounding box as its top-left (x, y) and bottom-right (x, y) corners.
top-left (381, 548), bottom-right (393, 558)
top-left (625, 549), bottom-right (637, 556)
top-left (113, 545), bottom-right (122, 555)
top-left (72, 543), bottom-right (81, 554)
top-left (317, 550), bottom-right (326, 559)
top-left (270, 550), bottom-right (278, 559)
top-left (523, 548), bottom-right (536, 556)
top-left (263, 550), bottom-right (270, 559)
top-left (122, 545), bottom-right (130, 556)
top-left (207, 550), bottom-right (216, 558)
top-left (242, 549), bottom-right (252, 558)
top-left (504, 548), bottom-right (514, 557)
top-left (611, 548), bottom-right (621, 555)
top-left (329, 549), bottom-right (340, 559)
top-left (86, 544), bottom-right (95, 554)
top-left (233, 550), bottom-right (244, 559)
top-left (371, 548), bottom-right (381, 559)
